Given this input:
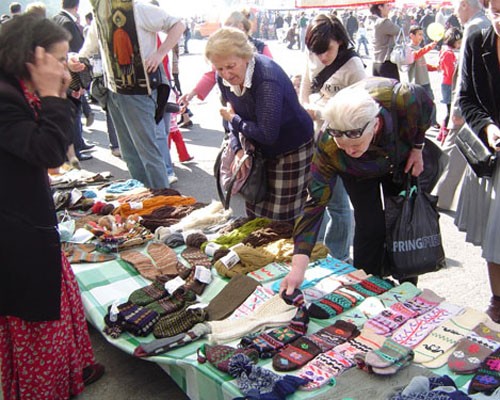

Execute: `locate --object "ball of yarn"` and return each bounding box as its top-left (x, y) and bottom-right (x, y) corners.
top-left (185, 232), bottom-right (208, 249)
top-left (212, 248), bottom-right (230, 263)
top-left (164, 232), bottom-right (185, 248)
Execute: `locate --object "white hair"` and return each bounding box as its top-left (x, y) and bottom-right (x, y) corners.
top-left (322, 85), bottom-right (381, 131)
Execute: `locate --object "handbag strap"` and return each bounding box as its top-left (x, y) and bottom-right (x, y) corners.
top-left (391, 82), bottom-right (402, 171)
top-left (214, 142), bottom-right (253, 210)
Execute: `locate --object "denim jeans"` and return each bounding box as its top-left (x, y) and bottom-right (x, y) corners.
top-left (321, 177), bottom-right (354, 261)
top-left (105, 111), bottom-right (119, 149)
top-left (107, 91), bottom-right (173, 188)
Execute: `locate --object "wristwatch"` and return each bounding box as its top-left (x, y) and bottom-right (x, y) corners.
top-left (412, 143), bottom-right (425, 150)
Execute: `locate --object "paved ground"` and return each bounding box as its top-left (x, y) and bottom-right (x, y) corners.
top-left (1, 38), bottom-right (490, 400)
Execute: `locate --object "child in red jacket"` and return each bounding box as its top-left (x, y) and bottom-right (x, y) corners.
top-left (437, 27), bottom-right (462, 143)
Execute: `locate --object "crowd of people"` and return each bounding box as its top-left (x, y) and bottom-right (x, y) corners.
top-left (1, 0), bottom-right (500, 398)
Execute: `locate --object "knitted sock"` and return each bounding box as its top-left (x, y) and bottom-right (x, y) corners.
top-left (128, 279), bottom-right (168, 306)
top-left (272, 320), bottom-right (358, 371)
top-left (207, 295), bottom-right (297, 345)
top-left (228, 353), bottom-right (309, 399)
top-left (248, 262), bottom-right (291, 283)
top-left (229, 286), bottom-right (275, 320)
top-left (183, 265), bottom-right (210, 296)
top-left (299, 351), bottom-right (351, 390)
top-left (145, 288), bottom-right (197, 316)
top-left (197, 343), bottom-right (259, 373)
top-left (413, 307), bottom-right (488, 366)
top-left (153, 307), bottom-right (206, 338)
top-left (363, 338), bottom-right (414, 372)
top-left (104, 301), bottom-right (160, 337)
top-left (377, 282), bottom-right (422, 308)
top-left (401, 289), bottom-right (445, 316)
top-left (181, 246), bottom-right (212, 268)
top-left (364, 302), bottom-right (419, 336)
top-left (335, 329), bottom-right (386, 362)
top-left (307, 287), bottom-right (365, 319)
top-left (391, 302), bottom-right (463, 348)
top-left (240, 290), bottom-right (309, 359)
top-left (469, 348), bottom-right (500, 395)
top-left (66, 246), bottom-right (116, 263)
top-left (147, 242), bottom-right (181, 276)
top-left (348, 276), bottom-right (395, 298)
top-left (271, 335), bottom-right (323, 372)
top-left (205, 274), bottom-right (260, 321)
top-left (448, 322), bottom-right (500, 374)
top-left (310, 269), bottom-right (369, 296)
top-left (119, 250), bottom-right (157, 280)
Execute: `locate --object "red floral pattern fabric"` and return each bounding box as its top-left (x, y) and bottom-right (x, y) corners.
top-left (0, 254), bottom-right (95, 399)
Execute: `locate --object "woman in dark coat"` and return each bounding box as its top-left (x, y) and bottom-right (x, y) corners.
top-left (455, 0), bottom-right (500, 322)
top-left (0, 15), bottom-right (103, 399)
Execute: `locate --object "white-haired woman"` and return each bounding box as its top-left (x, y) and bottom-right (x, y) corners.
top-left (281, 77), bottom-right (437, 294)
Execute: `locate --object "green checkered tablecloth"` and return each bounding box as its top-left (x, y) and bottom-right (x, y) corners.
top-left (72, 247), bottom-right (473, 400)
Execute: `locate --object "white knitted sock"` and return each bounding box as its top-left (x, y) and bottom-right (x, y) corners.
top-left (207, 295), bottom-right (296, 344)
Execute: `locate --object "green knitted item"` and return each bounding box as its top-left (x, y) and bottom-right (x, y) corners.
top-left (128, 280), bottom-right (168, 306)
top-left (209, 218), bottom-right (271, 249)
top-left (144, 288), bottom-right (197, 316)
top-left (153, 307), bottom-right (206, 338)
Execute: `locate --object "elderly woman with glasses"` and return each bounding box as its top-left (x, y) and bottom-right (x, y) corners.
top-left (280, 76), bottom-right (436, 294)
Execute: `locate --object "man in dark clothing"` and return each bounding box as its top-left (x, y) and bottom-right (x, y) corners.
top-left (53, 0), bottom-right (94, 162)
top-left (346, 12), bottom-right (359, 41)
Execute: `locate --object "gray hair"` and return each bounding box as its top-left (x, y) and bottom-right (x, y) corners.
top-left (322, 85), bottom-right (381, 130)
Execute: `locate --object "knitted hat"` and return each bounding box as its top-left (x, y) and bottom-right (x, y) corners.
top-left (228, 354), bottom-right (309, 398)
top-left (197, 344), bottom-right (259, 373)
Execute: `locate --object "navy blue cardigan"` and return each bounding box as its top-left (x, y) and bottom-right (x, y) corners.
top-left (218, 54), bottom-right (314, 159)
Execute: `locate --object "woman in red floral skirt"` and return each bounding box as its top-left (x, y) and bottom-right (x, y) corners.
top-left (0, 15), bottom-right (104, 399)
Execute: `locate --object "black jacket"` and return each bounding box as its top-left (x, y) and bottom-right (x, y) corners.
top-left (0, 72), bottom-right (73, 321)
top-left (53, 10), bottom-right (85, 52)
top-left (458, 26), bottom-right (500, 146)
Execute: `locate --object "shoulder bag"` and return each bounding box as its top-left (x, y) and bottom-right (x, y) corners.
top-left (456, 123), bottom-right (497, 178)
top-left (390, 29), bottom-right (415, 66)
top-left (214, 135), bottom-right (268, 210)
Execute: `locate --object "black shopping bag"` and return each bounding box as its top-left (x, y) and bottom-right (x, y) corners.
top-left (385, 176), bottom-right (446, 280)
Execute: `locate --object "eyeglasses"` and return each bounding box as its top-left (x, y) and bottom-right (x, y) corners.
top-left (325, 121), bottom-right (371, 139)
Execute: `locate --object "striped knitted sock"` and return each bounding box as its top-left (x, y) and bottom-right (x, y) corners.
top-left (153, 307), bottom-right (206, 338)
top-left (307, 287), bottom-right (365, 319)
top-left (66, 247), bottom-right (116, 263)
top-left (144, 288), bottom-right (197, 316)
top-left (147, 242), bottom-right (181, 276)
top-left (391, 302), bottom-right (463, 348)
top-left (364, 338), bottom-right (414, 370)
top-left (401, 289), bottom-right (445, 316)
top-left (120, 250), bottom-right (157, 280)
top-left (348, 276), bottom-right (395, 298)
top-left (364, 302), bottom-right (419, 336)
top-left (272, 320), bottom-right (359, 371)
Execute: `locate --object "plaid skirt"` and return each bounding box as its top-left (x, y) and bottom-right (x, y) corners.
top-left (246, 139), bottom-right (313, 222)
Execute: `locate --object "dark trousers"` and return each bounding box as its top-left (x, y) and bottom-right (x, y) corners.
top-left (373, 60), bottom-right (400, 82)
top-left (342, 174), bottom-right (402, 277)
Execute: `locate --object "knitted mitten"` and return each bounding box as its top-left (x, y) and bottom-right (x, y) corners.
top-left (153, 307), bottom-right (206, 338)
top-left (128, 279), bottom-right (168, 306)
top-left (469, 348), bottom-right (500, 395)
top-left (144, 288), bottom-right (197, 316)
top-left (358, 338), bottom-right (414, 375)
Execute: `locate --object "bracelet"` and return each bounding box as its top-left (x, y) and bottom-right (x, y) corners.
top-left (412, 143), bottom-right (425, 150)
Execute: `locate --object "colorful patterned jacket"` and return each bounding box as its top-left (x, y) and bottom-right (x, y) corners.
top-left (293, 77), bottom-right (435, 257)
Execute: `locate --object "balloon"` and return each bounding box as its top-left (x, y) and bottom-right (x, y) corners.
top-left (427, 22), bottom-right (445, 42)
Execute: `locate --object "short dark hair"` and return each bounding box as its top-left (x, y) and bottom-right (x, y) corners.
top-left (305, 14), bottom-right (353, 54)
top-left (443, 27), bottom-right (462, 46)
top-left (9, 2), bottom-right (21, 14)
top-left (85, 12), bottom-right (93, 22)
top-left (409, 25), bottom-right (423, 35)
top-left (62, 0), bottom-right (80, 9)
top-left (0, 14), bottom-right (71, 80)
top-left (369, 3), bottom-right (383, 18)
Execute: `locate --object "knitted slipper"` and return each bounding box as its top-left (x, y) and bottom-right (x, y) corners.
top-left (299, 350), bottom-right (350, 390)
top-left (448, 322), bottom-right (500, 374)
top-left (145, 288), bottom-right (197, 316)
top-left (469, 348), bottom-right (500, 395)
top-left (364, 338), bottom-right (414, 371)
top-left (128, 279), bottom-right (168, 306)
top-left (153, 307), bottom-right (206, 338)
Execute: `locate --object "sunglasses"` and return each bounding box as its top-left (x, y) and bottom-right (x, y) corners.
top-left (325, 121), bottom-right (371, 139)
